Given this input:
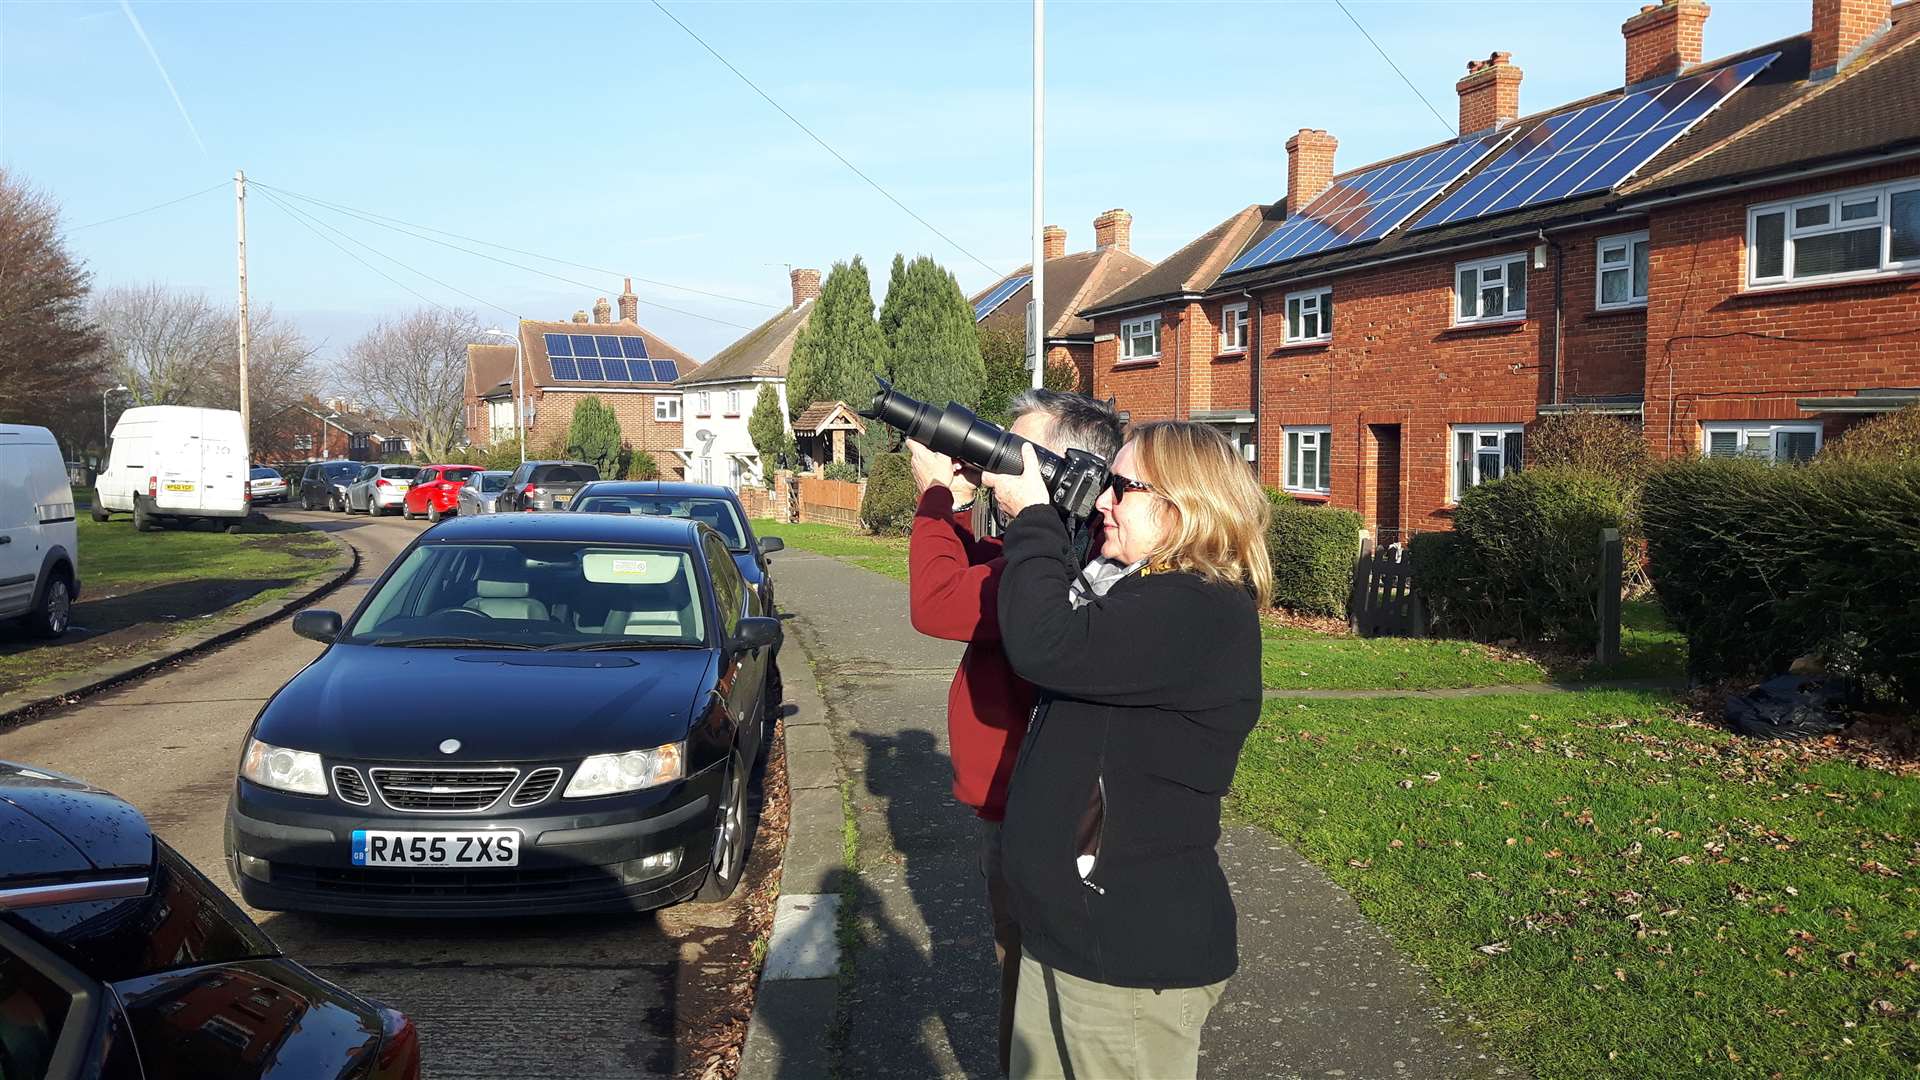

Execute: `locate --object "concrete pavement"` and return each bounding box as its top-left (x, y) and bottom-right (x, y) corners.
top-left (773, 546), bottom-right (1522, 1079)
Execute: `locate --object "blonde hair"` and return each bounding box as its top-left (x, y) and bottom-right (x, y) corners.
top-left (1127, 421), bottom-right (1274, 608)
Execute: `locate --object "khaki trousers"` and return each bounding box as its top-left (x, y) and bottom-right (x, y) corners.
top-left (1009, 949), bottom-right (1227, 1080)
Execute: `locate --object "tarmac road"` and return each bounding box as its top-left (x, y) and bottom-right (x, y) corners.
top-left (0, 504), bottom-right (768, 1079)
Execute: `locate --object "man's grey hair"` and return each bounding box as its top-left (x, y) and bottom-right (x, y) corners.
top-left (1009, 388), bottom-right (1125, 462)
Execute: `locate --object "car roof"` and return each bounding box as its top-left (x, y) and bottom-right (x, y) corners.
top-left (0, 761), bottom-right (154, 883)
top-left (577, 481), bottom-right (741, 501)
top-left (422, 510), bottom-right (710, 548)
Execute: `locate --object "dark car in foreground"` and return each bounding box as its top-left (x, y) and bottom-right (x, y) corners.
top-left (494, 460), bottom-right (599, 513)
top-left (0, 761), bottom-right (420, 1079)
top-left (224, 512), bottom-right (780, 917)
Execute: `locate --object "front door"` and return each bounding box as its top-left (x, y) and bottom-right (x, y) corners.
top-left (1366, 424), bottom-right (1403, 546)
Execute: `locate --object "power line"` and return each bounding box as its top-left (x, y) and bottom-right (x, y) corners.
top-left (1332, 0), bottom-right (1456, 138)
top-left (252, 179), bottom-right (753, 331)
top-left (71, 183), bottom-right (225, 231)
top-left (242, 181), bottom-right (775, 310)
top-left (649, 0), bottom-right (1005, 279)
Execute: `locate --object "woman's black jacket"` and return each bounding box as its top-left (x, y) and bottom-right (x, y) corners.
top-left (996, 505), bottom-right (1261, 989)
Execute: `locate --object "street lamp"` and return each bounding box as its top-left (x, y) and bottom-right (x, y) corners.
top-left (481, 327), bottom-right (526, 464)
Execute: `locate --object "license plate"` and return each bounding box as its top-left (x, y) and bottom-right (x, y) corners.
top-left (551, 494), bottom-right (570, 506)
top-left (165, 483), bottom-right (195, 492)
top-left (351, 829), bottom-right (520, 868)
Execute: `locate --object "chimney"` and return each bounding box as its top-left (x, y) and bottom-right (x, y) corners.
top-left (1811, 0), bottom-right (1891, 78)
top-left (1622, 0), bottom-right (1710, 86)
top-left (592, 297), bottom-right (612, 323)
top-left (1286, 129), bottom-right (1338, 212)
top-left (1042, 225), bottom-right (1067, 260)
top-left (1092, 210), bottom-right (1131, 253)
top-left (572, 310), bottom-right (590, 323)
top-left (790, 267), bottom-right (822, 306)
top-left (618, 278), bottom-right (638, 323)
top-left (1456, 53), bottom-right (1524, 135)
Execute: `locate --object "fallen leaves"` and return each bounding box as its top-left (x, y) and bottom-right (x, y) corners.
top-left (1856, 859), bottom-right (1902, 878)
top-left (1476, 940), bottom-right (1512, 955)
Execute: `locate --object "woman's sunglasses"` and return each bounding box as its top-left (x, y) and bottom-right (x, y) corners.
top-left (1105, 472), bottom-right (1156, 500)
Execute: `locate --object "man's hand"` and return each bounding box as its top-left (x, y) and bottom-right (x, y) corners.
top-left (906, 439), bottom-right (959, 495)
top-left (982, 443), bottom-right (1050, 519)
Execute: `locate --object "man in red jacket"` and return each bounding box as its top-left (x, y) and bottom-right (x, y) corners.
top-left (906, 388), bottom-right (1123, 1075)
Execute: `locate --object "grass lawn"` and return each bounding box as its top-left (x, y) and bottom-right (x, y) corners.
top-left (75, 508), bottom-right (337, 590)
top-left (753, 520), bottom-right (909, 583)
top-left (1232, 690), bottom-right (1919, 1078)
top-left (1261, 621), bottom-right (1547, 691)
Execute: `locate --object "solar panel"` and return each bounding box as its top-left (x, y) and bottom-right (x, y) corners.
top-left (1413, 52), bottom-right (1778, 231)
top-left (544, 333), bottom-right (571, 356)
top-left (600, 358), bottom-right (631, 380)
top-left (593, 335), bottom-right (621, 358)
top-left (569, 334), bottom-right (596, 357)
top-left (550, 357), bottom-right (579, 380)
top-left (973, 273), bottom-right (1032, 321)
top-left (620, 337), bottom-right (649, 359)
top-left (651, 360), bottom-right (679, 382)
top-left (575, 356), bottom-right (604, 380)
top-left (1223, 132), bottom-right (1512, 275)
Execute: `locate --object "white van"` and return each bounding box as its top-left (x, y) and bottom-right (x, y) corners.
top-left (96, 406), bottom-right (252, 533)
top-left (0, 424), bottom-right (80, 637)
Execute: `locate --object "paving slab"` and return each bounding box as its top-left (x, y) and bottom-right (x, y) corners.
top-left (739, 977), bottom-right (836, 1080)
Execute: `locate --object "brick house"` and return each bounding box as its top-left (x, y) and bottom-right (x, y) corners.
top-left (280, 400), bottom-right (410, 463)
top-left (671, 268), bottom-right (818, 488)
top-left (1087, 0), bottom-right (1919, 543)
top-left (464, 279), bottom-right (701, 479)
top-left (972, 211), bottom-right (1153, 391)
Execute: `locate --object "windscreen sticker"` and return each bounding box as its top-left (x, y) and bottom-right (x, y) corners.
top-left (582, 552), bottom-right (685, 585)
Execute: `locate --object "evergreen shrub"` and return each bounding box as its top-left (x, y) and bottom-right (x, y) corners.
top-left (859, 453), bottom-right (916, 536)
top-left (1265, 502), bottom-right (1362, 617)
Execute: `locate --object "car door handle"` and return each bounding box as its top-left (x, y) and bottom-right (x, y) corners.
top-left (0, 536), bottom-right (10, 544)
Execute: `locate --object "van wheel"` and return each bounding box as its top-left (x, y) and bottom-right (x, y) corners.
top-left (225, 522), bottom-right (244, 535)
top-left (27, 571), bottom-right (73, 638)
top-left (90, 505), bottom-right (109, 523)
top-left (133, 498), bottom-right (154, 532)
top-left (694, 752), bottom-right (749, 903)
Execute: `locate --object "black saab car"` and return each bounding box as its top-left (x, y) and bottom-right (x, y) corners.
top-left (224, 512), bottom-right (780, 917)
top-left (0, 761), bottom-right (420, 1079)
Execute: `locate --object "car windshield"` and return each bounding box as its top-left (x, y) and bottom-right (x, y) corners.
top-left (323, 463), bottom-right (360, 481)
top-left (379, 465), bottom-right (417, 480)
top-left (574, 495), bottom-right (748, 550)
top-left (479, 473), bottom-right (508, 492)
top-left (345, 541), bottom-right (707, 648)
top-left (250, 467), bottom-right (280, 480)
top-left (530, 464), bottom-right (597, 486)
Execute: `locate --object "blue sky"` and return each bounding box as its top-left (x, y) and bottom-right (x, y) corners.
top-left (5, 0), bottom-right (1811, 370)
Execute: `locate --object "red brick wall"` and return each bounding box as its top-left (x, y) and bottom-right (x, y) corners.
top-left (526, 390), bottom-right (688, 479)
top-left (1641, 162), bottom-right (1920, 456)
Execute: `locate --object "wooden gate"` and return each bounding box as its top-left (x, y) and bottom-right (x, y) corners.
top-left (1348, 536), bottom-right (1425, 638)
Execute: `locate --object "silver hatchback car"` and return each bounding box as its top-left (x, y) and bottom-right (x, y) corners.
top-left (345, 464), bottom-right (417, 516)
top-left (454, 470), bottom-right (512, 516)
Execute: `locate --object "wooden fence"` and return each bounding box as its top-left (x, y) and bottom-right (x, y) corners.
top-left (1348, 537), bottom-right (1425, 638)
top-left (797, 477), bottom-right (864, 528)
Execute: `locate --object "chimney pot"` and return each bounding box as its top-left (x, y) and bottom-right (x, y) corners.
top-left (1621, 0), bottom-right (1710, 85)
top-left (1092, 210), bottom-right (1131, 253)
top-left (1042, 225), bottom-right (1067, 260)
top-left (790, 267), bottom-right (822, 306)
top-left (1285, 128), bottom-right (1339, 211)
top-left (618, 278), bottom-right (638, 323)
top-left (572, 310), bottom-right (590, 324)
top-left (1456, 52), bottom-right (1524, 135)
top-left (1811, 0), bottom-right (1891, 78)
top-left (592, 297), bottom-right (612, 323)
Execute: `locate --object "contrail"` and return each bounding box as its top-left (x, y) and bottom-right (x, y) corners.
top-left (119, 0), bottom-right (205, 155)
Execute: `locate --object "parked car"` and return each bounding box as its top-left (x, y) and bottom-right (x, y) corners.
top-left (1, 760), bottom-right (422, 1079)
top-left (345, 464), bottom-right (419, 516)
top-left (250, 465), bottom-right (290, 504)
top-left (94, 405), bottom-right (250, 533)
top-left (299, 460), bottom-right (363, 511)
top-left (403, 464), bottom-right (483, 523)
top-left (226, 512), bottom-right (780, 916)
top-left (494, 460), bottom-right (600, 513)
top-left (455, 470), bottom-right (512, 517)
top-left (0, 424), bottom-right (80, 638)
top-left (568, 481), bottom-right (784, 617)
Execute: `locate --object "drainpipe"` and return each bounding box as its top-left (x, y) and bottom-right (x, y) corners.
top-left (1243, 288), bottom-right (1260, 476)
top-left (1538, 229), bottom-right (1565, 406)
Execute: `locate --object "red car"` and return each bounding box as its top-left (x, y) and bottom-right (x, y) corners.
top-left (401, 464), bottom-right (482, 523)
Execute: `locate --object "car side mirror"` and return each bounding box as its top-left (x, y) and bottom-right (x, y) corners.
top-left (292, 609), bottom-right (343, 644)
top-left (733, 616), bottom-right (781, 653)
top-left (758, 536), bottom-right (785, 554)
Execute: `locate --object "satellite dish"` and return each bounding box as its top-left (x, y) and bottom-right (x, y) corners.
top-left (695, 429), bottom-right (716, 444)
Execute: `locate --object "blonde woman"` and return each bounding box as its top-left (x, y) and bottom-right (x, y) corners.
top-left (981, 421), bottom-right (1273, 1080)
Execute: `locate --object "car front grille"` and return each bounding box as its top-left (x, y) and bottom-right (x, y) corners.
top-left (273, 863), bottom-right (629, 902)
top-left (511, 767), bottom-right (563, 807)
top-left (369, 768), bottom-right (518, 813)
top-left (332, 766), bottom-right (371, 806)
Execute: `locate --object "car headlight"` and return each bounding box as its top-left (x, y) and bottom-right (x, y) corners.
top-left (240, 738), bottom-right (328, 796)
top-left (564, 742), bottom-right (686, 798)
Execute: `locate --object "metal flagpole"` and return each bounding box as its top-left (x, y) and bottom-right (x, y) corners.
top-left (235, 170), bottom-right (253, 457)
top-left (1030, 0), bottom-right (1045, 389)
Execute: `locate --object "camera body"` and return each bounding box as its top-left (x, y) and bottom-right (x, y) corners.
top-left (861, 378), bottom-right (1109, 522)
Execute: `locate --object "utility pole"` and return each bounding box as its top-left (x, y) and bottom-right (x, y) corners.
top-left (1030, 0), bottom-right (1046, 389)
top-left (235, 170), bottom-right (253, 458)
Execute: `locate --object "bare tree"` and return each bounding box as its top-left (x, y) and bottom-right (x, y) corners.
top-left (0, 169), bottom-right (105, 452)
top-left (338, 308), bottom-right (482, 461)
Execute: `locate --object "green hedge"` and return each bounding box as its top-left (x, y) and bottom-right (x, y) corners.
top-left (1419, 467), bottom-right (1629, 643)
top-left (1642, 457), bottom-right (1920, 701)
top-left (1266, 502), bottom-right (1363, 617)
top-left (859, 453), bottom-right (917, 537)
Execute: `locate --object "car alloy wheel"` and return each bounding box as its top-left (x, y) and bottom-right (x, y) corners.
top-left (695, 752), bottom-right (748, 902)
top-left (32, 576), bottom-right (72, 638)
top-left (427, 503), bottom-right (441, 524)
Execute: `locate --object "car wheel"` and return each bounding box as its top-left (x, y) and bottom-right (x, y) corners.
top-left (133, 497), bottom-right (154, 532)
top-left (764, 660), bottom-right (784, 726)
top-left (330, 492), bottom-right (344, 513)
top-left (368, 500), bottom-right (383, 517)
top-left (26, 571), bottom-right (73, 639)
top-left (694, 751), bottom-right (749, 903)
top-left (427, 503), bottom-right (442, 524)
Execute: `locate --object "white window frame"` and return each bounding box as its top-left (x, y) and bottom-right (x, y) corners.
top-left (1118, 315), bottom-right (1161, 362)
top-left (1220, 303), bottom-right (1250, 353)
top-left (1453, 253), bottom-right (1529, 326)
top-left (1700, 422), bottom-right (1822, 463)
top-left (1282, 426), bottom-right (1332, 494)
top-left (726, 389), bottom-right (741, 415)
top-left (1284, 287), bottom-right (1333, 344)
top-left (1448, 424), bottom-right (1525, 502)
top-left (655, 395), bottom-right (681, 422)
top-left (1595, 231), bottom-right (1651, 310)
top-left (1747, 177), bottom-right (1920, 287)
top-left (699, 456), bottom-right (713, 484)
top-left (695, 391), bottom-right (710, 416)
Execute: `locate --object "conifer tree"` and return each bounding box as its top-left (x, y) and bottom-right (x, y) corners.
top-left (878, 255), bottom-right (985, 410)
top-left (786, 257), bottom-right (889, 420)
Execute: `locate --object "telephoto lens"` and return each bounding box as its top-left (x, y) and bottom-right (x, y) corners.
top-left (862, 378), bottom-right (1057, 481)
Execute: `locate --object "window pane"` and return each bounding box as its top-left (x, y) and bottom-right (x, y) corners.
top-left (1840, 196), bottom-right (1879, 222)
top-left (1480, 283), bottom-right (1504, 318)
top-left (1150, 322), bottom-right (1161, 354)
top-left (1745, 431), bottom-right (1773, 459)
top-left (1632, 239), bottom-right (1650, 299)
top-left (1706, 430), bottom-right (1740, 457)
top-left (1753, 212), bottom-right (1786, 278)
top-left (1507, 260), bottom-right (1528, 312)
top-left (1287, 299), bottom-right (1302, 339)
top-left (1891, 190), bottom-right (1920, 262)
top-left (1793, 227), bottom-right (1880, 278)
top-left (1478, 448), bottom-right (1502, 483)
top-left (1455, 431), bottom-right (1473, 496)
top-left (1318, 436), bottom-right (1332, 490)
top-left (1600, 243), bottom-right (1627, 266)
top-left (1302, 445), bottom-right (1319, 489)
top-left (1505, 430), bottom-right (1525, 473)
top-left (1321, 292), bottom-right (1333, 335)
top-left (1794, 202), bottom-right (1831, 229)
top-left (1777, 430), bottom-right (1817, 462)
top-left (1458, 269), bottom-right (1476, 317)
top-left (1601, 267), bottom-right (1629, 304)
top-left (1286, 432), bottom-right (1300, 487)
top-left (1305, 309), bottom-right (1321, 338)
